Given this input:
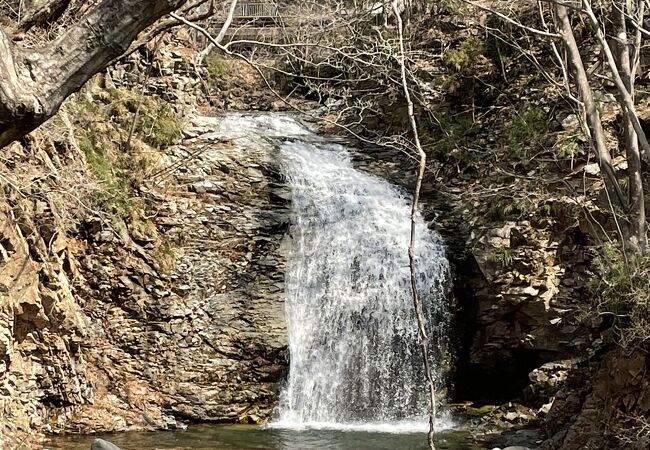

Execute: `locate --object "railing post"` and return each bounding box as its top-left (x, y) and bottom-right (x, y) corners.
top-left (232, 1), bottom-right (279, 19)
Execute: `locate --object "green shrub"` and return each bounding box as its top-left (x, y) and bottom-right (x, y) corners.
top-left (207, 56), bottom-right (231, 80)
top-left (79, 133), bottom-right (111, 182)
top-left (424, 113), bottom-right (477, 160)
top-left (67, 90), bottom-right (179, 266)
top-left (588, 243), bottom-right (650, 349)
top-left (554, 131), bottom-right (583, 160)
top-left (136, 100), bottom-right (184, 149)
top-left (488, 247), bottom-right (515, 268)
top-left (103, 87), bottom-right (184, 149)
top-left (443, 37), bottom-right (486, 73)
top-left (503, 105), bottom-right (549, 156)
top-left (78, 130), bottom-right (134, 216)
top-left (487, 197), bottom-right (516, 222)
top-left (153, 240), bottom-right (178, 274)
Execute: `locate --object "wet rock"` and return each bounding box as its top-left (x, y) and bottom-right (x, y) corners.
top-left (524, 360), bottom-right (575, 405)
top-left (91, 439), bottom-right (122, 450)
top-left (500, 447), bottom-right (532, 450)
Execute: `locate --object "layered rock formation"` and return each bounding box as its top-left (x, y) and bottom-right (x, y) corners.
top-left (0, 114), bottom-right (290, 447)
top-left (62, 116), bottom-right (290, 431)
top-left (1, 141), bottom-right (93, 448)
top-left (456, 216), bottom-right (594, 404)
top-left (352, 145), bottom-right (594, 409)
top-left (543, 349), bottom-right (650, 450)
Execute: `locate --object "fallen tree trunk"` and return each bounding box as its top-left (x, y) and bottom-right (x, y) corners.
top-left (0, 0), bottom-right (187, 149)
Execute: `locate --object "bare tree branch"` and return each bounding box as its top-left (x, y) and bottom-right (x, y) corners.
top-left (392, 2), bottom-right (437, 449)
top-left (196, 0), bottom-right (237, 65)
top-left (462, 0), bottom-right (561, 37)
top-left (582, 0), bottom-right (650, 161)
top-left (612, 1), bottom-right (646, 248)
top-left (554, 2), bottom-right (627, 207)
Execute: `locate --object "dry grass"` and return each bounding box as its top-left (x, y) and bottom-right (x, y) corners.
top-left (588, 242), bottom-right (650, 350)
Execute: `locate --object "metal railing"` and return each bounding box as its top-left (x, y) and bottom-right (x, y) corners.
top-left (234, 2), bottom-right (279, 18)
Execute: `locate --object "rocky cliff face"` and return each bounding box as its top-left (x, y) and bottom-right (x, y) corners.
top-left (0, 29), bottom-right (640, 450)
top-left (352, 144), bottom-right (595, 409)
top-left (62, 116), bottom-right (290, 431)
top-left (0, 109), bottom-right (290, 447)
top-left (542, 348), bottom-right (650, 450)
top-left (455, 214), bottom-right (594, 405)
top-left (1, 139), bottom-right (92, 448)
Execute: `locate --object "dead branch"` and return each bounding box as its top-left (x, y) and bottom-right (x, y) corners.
top-left (581, 0), bottom-right (650, 162)
top-left (392, 1), bottom-right (437, 449)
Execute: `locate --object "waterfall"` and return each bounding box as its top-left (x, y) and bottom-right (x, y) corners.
top-left (214, 113), bottom-right (451, 432)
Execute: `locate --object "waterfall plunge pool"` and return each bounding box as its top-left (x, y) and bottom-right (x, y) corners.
top-left (45, 424), bottom-right (487, 449)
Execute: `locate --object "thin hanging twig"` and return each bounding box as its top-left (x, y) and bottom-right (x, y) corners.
top-left (392, 2), bottom-right (437, 449)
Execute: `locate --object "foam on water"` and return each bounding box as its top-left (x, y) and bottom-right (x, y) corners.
top-left (215, 113), bottom-right (312, 137)
top-left (267, 419), bottom-right (455, 434)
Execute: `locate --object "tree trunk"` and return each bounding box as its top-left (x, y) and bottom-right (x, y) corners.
top-left (0, 0), bottom-right (187, 150)
top-left (196, 0), bottom-right (238, 65)
top-left (613, 1), bottom-right (646, 249)
top-left (582, 0), bottom-right (650, 162)
top-left (554, 3), bottom-right (627, 209)
top-left (17, 0), bottom-right (70, 33)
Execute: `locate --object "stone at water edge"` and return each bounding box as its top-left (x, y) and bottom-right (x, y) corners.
top-left (491, 447), bottom-right (532, 450)
top-left (91, 438), bottom-right (122, 450)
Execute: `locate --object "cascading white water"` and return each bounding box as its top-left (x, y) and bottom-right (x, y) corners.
top-left (277, 139), bottom-right (451, 431)
top-left (213, 113), bottom-right (451, 432)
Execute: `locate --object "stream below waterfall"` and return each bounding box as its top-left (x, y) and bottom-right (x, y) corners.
top-left (45, 424), bottom-right (486, 449)
top-left (47, 113), bottom-right (474, 449)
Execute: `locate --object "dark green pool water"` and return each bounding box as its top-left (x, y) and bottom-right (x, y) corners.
top-left (45, 424), bottom-right (487, 450)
